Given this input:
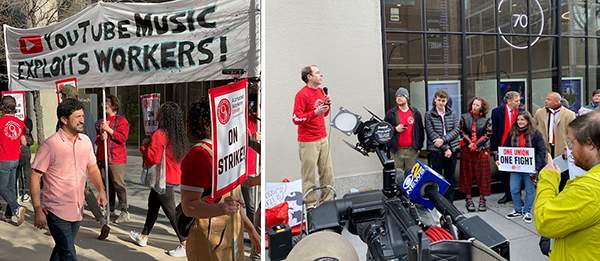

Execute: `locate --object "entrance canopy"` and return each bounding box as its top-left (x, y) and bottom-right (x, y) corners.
top-left (3, 0), bottom-right (251, 91)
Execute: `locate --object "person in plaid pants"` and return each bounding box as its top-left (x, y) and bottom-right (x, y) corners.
top-left (459, 97), bottom-right (492, 212)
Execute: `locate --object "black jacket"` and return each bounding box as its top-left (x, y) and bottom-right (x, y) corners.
top-left (425, 106), bottom-right (460, 153)
top-left (384, 106), bottom-right (424, 152)
top-left (459, 113), bottom-right (491, 150)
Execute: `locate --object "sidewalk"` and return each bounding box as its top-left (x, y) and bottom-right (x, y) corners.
top-left (0, 156), bottom-right (253, 261)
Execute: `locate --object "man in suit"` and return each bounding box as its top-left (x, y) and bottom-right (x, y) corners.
top-left (490, 91), bottom-right (522, 204)
top-left (534, 92), bottom-right (576, 160)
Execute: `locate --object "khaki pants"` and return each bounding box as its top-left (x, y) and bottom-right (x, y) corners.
top-left (299, 138), bottom-right (334, 208)
top-left (98, 162), bottom-right (127, 212)
top-left (393, 147), bottom-right (418, 176)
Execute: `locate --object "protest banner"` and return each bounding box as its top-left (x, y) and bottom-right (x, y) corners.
top-left (0, 91), bottom-right (26, 120)
top-left (4, 0), bottom-right (251, 91)
top-left (209, 79), bottom-right (247, 199)
top-left (140, 93), bottom-right (160, 135)
top-left (498, 147), bottom-right (536, 173)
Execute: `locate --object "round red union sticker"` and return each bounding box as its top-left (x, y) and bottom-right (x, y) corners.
top-left (217, 98), bottom-right (232, 124)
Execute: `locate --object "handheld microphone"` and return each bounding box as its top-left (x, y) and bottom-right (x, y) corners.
top-left (402, 160), bottom-right (449, 210)
top-left (323, 86), bottom-right (328, 95)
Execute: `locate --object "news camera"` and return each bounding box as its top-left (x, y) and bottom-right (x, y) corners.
top-left (285, 107), bottom-right (510, 261)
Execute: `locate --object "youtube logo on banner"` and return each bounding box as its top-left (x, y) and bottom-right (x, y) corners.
top-left (18, 35), bottom-right (43, 55)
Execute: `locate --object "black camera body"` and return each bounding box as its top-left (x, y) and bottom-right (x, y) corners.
top-left (296, 107), bottom-right (510, 261)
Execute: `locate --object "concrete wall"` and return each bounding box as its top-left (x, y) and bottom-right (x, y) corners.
top-left (265, 1), bottom-right (386, 192)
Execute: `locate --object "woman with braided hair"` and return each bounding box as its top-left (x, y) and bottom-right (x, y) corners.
top-left (180, 100), bottom-right (260, 260)
top-left (129, 102), bottom-right (189, 257)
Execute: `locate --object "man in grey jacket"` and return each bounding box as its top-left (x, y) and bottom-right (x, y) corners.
top-left (425, 89), bottom-right (460, 201)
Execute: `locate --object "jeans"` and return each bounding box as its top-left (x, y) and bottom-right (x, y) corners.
top-left (0, 160), bottom-right (21, 217)
top-left (47, 211), bottom-right (80, 261)
top-left (428, 151), bottom-right (457, 202)
top-left (142, 186), bottom-right (185, 242)
top-left (510, 173), bottom-right (535, 213)
top-left (16, 146), bottom-right (31, 197)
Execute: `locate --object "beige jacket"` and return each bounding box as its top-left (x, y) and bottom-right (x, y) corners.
top-left (534, 106), bottom-right (576, 158)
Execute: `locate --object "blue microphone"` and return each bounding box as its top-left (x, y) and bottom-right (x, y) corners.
top-left (402, 160), bottom-right (450, 210)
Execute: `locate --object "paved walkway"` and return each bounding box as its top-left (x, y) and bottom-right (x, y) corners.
top-left (0, 156), bottom-right (254, 261)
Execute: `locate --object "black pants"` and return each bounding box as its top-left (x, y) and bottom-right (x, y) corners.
top-left (142, 187), bottom-right (185, 242)
top-left (428, 151), bottom-right (457, 202)
top-left (16, 146), bottom-right (31, 196)
top-left (499, 170), bottom-right (512, 198)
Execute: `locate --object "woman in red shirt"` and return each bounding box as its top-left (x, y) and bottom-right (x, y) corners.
top-left (180, 101), bottom-right (260, 260)
top-left (129, 102), bottom-right (188, 257)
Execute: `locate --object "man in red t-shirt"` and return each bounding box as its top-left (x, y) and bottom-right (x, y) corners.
top-left (292, 65), bottom-right (334, 208)
top-left (384, 88), bottom-right (424, 175)
top-left (0, 95), bottom-right (27, 226)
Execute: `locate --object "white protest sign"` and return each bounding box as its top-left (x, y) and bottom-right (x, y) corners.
top-left (265, 179), bottom-right (303, 227)
top-left (498, 147), bottom-right (536, 173)
top-left (566, 149), bottom-right (586, 179)
top-left (1, 91), bottom-right (26, 121)
top-left (4, 0), bottom-right (252, 91)
top-left (140, 93), bottom-right (160, 135)
top-left (209, 79), bottom-right (247, 199)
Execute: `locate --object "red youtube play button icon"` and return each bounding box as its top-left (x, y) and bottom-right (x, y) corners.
top-left (18, 35), bottom-right (43, 55)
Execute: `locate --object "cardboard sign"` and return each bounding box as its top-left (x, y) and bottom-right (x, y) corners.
top-left (140, 93), bottom-right (160, 135)
top-left (265, 179), bottom-right (303, 227)
top-left (55, 77), bottom-right (78, 103)
top-left (498, 147), bottom-right (536, 173)
top-left (209, 79), bottom-right (247, 199)
top-left (1, 91), bottom-right (26, 121)
top-left (4, 0), bottom-right (251, 91)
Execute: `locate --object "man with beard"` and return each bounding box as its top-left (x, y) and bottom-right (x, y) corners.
top-left (30, 98), bottom-right (107, 260)
top-left (535, 110), bottom-right (600, 260)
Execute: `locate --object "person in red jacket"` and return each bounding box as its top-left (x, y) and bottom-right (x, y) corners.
top-left (129, 102), bottom-right (188, 257)
top-left (292, 65), bottom-right (334, 208)
top-left (95, 94), bottom-right (130, 225)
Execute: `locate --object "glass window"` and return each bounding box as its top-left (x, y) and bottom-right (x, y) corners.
top-left (561, 36), bottom-right (587, 111)
top-left (386, 33), bottom-right (424, 109)
top-left (466, 0), bottom-right (496, 33)
top-left (587, 38), bottom-right (600, 105)
top-left (426, 34), bottom-right (462, 113)
top-left (466, 35), bottom-right (498, 108)
top-left (426, 0), bottom-right (460, 32)
top-left (531, 37), bottom-right (557, 111)
top-left (498, 38), bottom-right (529, 108)
top-left (498, 0), bottom-right (547, 49)
top-left (562, 0), bottom-right (587, 36)
top-left (588, 1), bottom-right (600, 36)
top-left (384, 0), bottom-right (422, 31)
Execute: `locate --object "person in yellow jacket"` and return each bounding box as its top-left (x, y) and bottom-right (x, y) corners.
top-left (535, 110), bottom-right (600, 260)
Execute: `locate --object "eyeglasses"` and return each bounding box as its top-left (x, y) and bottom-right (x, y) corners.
top-left (566, 138), bottom-right (575, 150)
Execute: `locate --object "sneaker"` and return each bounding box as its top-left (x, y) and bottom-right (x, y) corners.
top-left (20, 194), bottom-right (31, 203)
top-left (129, 231), bottom-right (148, 247)
top-left (478, 199), bottom-right (487, 212)
top-left (167, 244), bottom-right (187, 257)
top-left (505, 210), bottom-right (523, 219)
top-left (98, 224), bottom-right (111, 240)
top-left (523, 213), bottom-right (533, 223)
top-left (114, 211), bottom-right (130, 224)
top-left (465, 199), bottom-right (476, 212)
top-left (11, 207), bottom-right (25, 226)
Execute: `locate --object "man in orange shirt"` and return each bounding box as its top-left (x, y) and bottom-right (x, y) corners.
top-left (30, 99), bottom-right (107, 260)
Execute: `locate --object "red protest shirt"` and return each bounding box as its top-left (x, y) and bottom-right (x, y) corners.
top-left (0, 115), bottom-right (25, 161)
top-left (140, 129), bottom-right (181, 185)
top-left (180, 140), bottom-right (222, 202)
top-left (96, 115), bottom-right (129, 164)
top-left (247, 116), bottom-right (258, 175)
top-left (292, 86), bottom-right (329, 142)
top-left (396, 107), bottom-right (414, 148)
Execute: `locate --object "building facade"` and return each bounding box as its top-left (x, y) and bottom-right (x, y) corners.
top-left (265, 0), bottom-right (600, 194)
